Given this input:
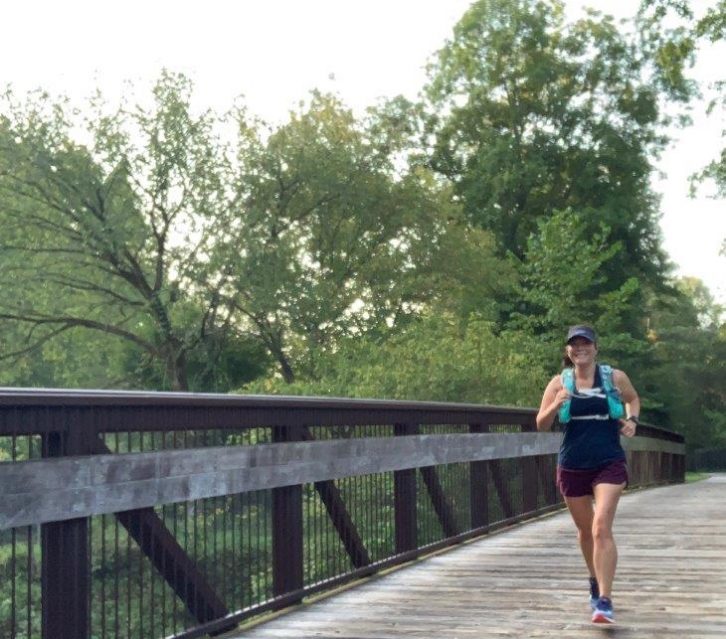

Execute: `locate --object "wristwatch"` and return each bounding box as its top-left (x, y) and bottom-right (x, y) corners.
top-left (626, 415), bottom-right (639, 425)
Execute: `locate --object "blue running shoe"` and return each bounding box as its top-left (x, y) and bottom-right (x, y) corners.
top-left (589, 577), bottom-right (599, 610)
top-left (592, 597), bottom-right (615, 624)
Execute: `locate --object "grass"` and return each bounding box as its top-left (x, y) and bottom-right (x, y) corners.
top-left (685, 471), bottom-right (711, 483)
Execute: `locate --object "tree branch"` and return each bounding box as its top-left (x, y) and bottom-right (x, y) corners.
top-left (0, 312), bottom-right (157, 355)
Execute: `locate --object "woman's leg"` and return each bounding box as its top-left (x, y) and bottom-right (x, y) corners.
top-left (563, 495), bottom-right (595, 577)
top-left (591, 481), bottom-right (626, 598)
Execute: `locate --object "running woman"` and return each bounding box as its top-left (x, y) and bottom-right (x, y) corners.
top-left (536, 325), bottom-right (640, 624)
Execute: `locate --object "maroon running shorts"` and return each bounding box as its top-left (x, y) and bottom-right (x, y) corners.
top-left (556, 459), bottom-right (628, 498)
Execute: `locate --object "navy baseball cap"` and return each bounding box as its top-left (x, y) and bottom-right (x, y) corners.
top-left (566, 325), bottom-right (597, 344)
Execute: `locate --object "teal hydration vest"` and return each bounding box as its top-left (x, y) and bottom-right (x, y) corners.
top-left (558, 364), bottom-right (625, 424)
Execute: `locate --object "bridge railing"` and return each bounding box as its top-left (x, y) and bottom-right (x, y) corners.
top-left (0, 389), bottom-right (685, 639)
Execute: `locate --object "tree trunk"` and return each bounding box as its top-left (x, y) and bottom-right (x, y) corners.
top-left (165, 344), bottom-right (189, 391)
top-left (279, 355), bottom-right (295, 384)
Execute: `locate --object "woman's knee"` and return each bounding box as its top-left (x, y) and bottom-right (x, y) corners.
top-left (577, 524), bottom-right (594, 542)
top-left (591, 519), bottom-right (614, 543)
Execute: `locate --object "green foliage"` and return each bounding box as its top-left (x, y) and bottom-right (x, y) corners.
top-left (1, 78), bottom-right (448, 389)
top-left (246, 313), bottom-right (549, 407)
top-left (642, 1), bottom-right (725, 225)
top-left (0, 72), bottom-right (247, 390)
top-left (425, 0), bottom-right (675, 292)
top-left (690, 1), bottom-right (726, 199)
top-left (425, 219), bottom-right (519, 322)
top-left (695, 1), bottom-right (726, 40)
top-left (0, 5), bottom-right (721, 450)
top-left (631, 0), bottom-right (726, 448)
top-left (642, 278), bottom-right (726, 449)
top-left (636, 0), bottom-right (698, 101)
top-left (215, 92), bottom-right (465, 383)
top-left (0, 531), bottom-right (41, 639)
top-left (511, 208), bottom-right (647, 367)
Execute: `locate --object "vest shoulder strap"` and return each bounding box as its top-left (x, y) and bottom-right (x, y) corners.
top-left (558, 368), bottom-right (575, 423)
top-left (599, 363), bottom-right (614, 391)
top-left (599, 363), bottom-right (625, 419)
top-left (561, 367), bottom-right (575, 391)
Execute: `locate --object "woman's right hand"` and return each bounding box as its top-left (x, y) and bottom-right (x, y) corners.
top-left (537, 376), bottom-right (570, 431)
top-left (553, 387), bottom-right (571, 408)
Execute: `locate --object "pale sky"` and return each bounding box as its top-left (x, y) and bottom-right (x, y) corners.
top-left (3, 0), bottom-right (724, 303)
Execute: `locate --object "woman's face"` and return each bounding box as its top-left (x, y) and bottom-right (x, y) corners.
top-left (566, 337), bottom-right (597, 365)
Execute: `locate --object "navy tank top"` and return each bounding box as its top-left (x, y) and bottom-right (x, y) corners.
top-left (558, 366), bottom-right (625, 470)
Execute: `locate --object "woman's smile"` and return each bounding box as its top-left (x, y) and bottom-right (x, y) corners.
top-left (567, 336), bottom-right (596, 361)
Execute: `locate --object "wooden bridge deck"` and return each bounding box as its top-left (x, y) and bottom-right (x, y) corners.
top-left (228, 475), bottom-right (726, 639)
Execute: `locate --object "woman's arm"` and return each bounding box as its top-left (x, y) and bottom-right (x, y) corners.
top-left (614, 369), bottom-right (640, 438)
top-left (536, 375), bottom-right (570, 431)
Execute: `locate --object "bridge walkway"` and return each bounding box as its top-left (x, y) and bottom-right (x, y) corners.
top-left (229, 475), bottom-right (726, 639)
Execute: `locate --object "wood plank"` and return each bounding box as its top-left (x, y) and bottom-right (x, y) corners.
top-left (0, 433), bottom-right (563, 529)
top-left (0, 433), bottom-right (685, 530)
top-left (227, 475), bottom-right (726, 639)
top-left (622, 435), bottom-right (685, 455)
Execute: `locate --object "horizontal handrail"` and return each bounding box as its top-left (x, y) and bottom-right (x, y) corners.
top-left (0, 388), bottom-right (683, 441)
top-left (0, 387), bottom-right (537, 412)
top-left (0, 388), bottom-right (537, 433)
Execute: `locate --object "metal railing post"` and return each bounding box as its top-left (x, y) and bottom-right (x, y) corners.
top-left (469, 423), bottom-right (489, 529)
top-left (521, 422), bottom-right (539, 513)
top-left (272, 425), bottom-right (304, 602)
top-left (394, 423), bottom-right (417, 553)
top-left (41, 410), bottom-right (90, 639)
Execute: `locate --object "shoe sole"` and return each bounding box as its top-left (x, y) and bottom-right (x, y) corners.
top-left (592, 613), bottom-right (615, 624)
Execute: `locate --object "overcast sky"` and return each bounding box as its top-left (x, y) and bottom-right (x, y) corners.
top-left (3, 0), bottom-right (724, 302)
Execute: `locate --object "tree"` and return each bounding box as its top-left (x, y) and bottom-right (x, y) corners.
top-left (0, 72), bottom-right (258, 390)
top-left (638, 0), bottom-right (725, 251)
top-left (642, 278), bottom-right (726, 449)
top-left (0, 76), bottom-right (478, 389)
top-left (215, 93), bottom-right (469, 383)
top-left (424, 0), bottom-right (683, 293)
top-left (246, 312), bottom-right (550, 407)
top-left (0, 321), bottom-right (134, 388)
top-left (511, 208), bottom-right (647, 368)
top-left (690, 0), bottom-right (726, 241)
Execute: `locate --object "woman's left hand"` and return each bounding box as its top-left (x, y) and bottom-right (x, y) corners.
top-left (619, 418), bottom-right (637, 438)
